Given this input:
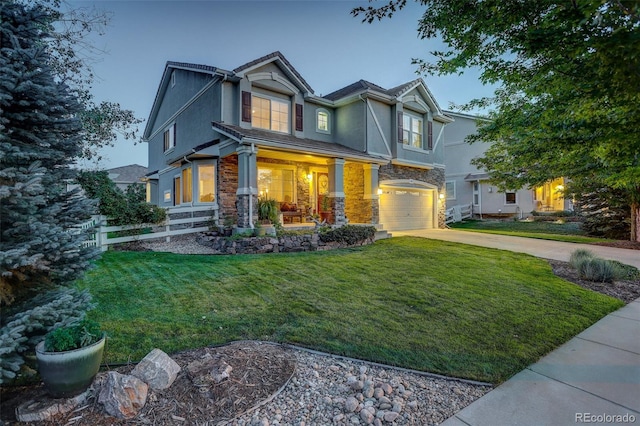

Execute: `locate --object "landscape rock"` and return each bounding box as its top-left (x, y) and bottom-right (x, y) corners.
top-left (187, 352), bottom-right (233, 385)
top-left (384, 411), bottom-right (400, 422)
top-left (16, 391), bottom-right (88, 422)
top-left (360, 408), bottom-right (375, 424)
top-left (345, 396), bottom-right (359, 412)
top-left (131, 348), bottom-right (181, 390)
top-left (98, 372), bottom-right (148, 419)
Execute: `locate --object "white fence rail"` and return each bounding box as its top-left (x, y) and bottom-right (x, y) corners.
top-left (80, 206), bottom-right (213, 251)
top-left (445, 204), bottom-right (473, 224)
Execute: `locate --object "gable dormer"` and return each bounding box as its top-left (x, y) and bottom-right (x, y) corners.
top-left (234, 52), bottom-right (313, 138)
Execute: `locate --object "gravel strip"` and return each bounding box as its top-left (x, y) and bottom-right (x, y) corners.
top-left (228, 347), bottom-right (491, 426)
top-left (138, 235), bottom-right (492, 425)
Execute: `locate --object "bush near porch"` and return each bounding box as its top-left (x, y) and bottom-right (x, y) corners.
top-left (78, 237), bottom-right (622, 384)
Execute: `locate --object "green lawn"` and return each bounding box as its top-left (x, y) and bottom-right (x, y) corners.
top-left (449, 220), bottom-right (612, 243)
top-left (79, 237), bottom-right (623, 384)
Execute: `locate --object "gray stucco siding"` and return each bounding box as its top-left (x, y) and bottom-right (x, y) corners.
top-left (365, 99), bottom-right (392, 157)
top-left (152, 70), bottom-right (213, 136)
top-left (303, 103), bottom-right (334, 143)
top-left (335, 101), bottom-right (366, 152)
top-left (174, 86), bottom-right (219, 151)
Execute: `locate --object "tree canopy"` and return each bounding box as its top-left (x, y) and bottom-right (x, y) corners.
top-left (354, 0), bottom-right (640, 240)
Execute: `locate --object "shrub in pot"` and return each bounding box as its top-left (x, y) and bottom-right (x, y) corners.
top-left (36, 319), bottom-right (106, 398)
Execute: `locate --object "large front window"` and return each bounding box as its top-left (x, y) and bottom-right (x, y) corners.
top-left (402, 113), bottom-right (423, 149)
top-left (252, 95), bottom-right (289, 133)
top-left (258, 166), bottom-right (294, 202)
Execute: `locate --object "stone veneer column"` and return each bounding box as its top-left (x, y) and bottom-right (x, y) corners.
top-left (327, 158), bottom-right (346, 225)
top-left (235, 145), bottom-right (258, 230)
top-left (363, 164), bottom-right (380, 225)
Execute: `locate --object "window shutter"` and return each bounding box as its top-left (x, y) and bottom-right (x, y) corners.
top-left (241, 91), bottom-right (251, 123)
top-left (295, 103), bottom-right (303, 131)
top-left (397, 111), bottom-right (403, 142)
top-left (427, 120), bottom-right (433, 150)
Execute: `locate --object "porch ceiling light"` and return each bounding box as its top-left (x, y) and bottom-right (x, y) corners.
top-left (307, 174), bottom-right (313, 181)
top-left (377, 188), bottom-right (383, 195)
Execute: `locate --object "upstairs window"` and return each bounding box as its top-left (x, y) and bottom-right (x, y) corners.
top-left (316, 109), bottom-right (330, 133)
top-left (163, 124), bottom-right (175, 152)
top-left (252, 94), bottom-right (289, 133)
top-left (402, 113), bottom-right (423, 149)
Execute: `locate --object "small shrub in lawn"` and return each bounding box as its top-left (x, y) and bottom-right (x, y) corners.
top-left (569, 249), bottom-right (595, 269)
top-left (319, 225), bottom-right (376, 245)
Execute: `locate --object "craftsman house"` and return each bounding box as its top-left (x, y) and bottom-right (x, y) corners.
top-left (143, 51), bottom-right (452, 232)
top-left (443, 111), bottom-right (571, 217)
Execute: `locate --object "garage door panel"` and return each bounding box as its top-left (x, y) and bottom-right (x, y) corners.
top-left (379, 187), bottom-right (434, 231)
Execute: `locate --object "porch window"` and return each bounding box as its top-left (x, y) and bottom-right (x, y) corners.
top-left (258, 166), bottom-right (294, 202)
top-left (402, 113), bottom-right (423, 149)
top-left (252, 95), bottom-right (289, 133)
top-left (197, 164), bottom-right (215, 203)
top-left (182, 167), bottom-right (193, 203)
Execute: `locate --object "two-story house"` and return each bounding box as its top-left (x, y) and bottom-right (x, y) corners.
top-left (142, 52), bottom-right (453, 232)
top-left (443, 111), bottom-right (571, 217)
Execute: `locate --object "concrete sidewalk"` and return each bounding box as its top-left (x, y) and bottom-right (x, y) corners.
top-left (394, 229), bottom-right (640, 269)
top-left (395, 229), bottom-right (640, 426)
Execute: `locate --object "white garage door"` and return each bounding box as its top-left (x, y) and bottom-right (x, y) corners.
top-left (379, 187), bottom-right (434, 231)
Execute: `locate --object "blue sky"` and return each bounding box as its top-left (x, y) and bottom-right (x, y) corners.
top-left (70, 0), bottom-right (495, 170)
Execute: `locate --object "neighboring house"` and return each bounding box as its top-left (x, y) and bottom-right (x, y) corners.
top-left (443, 111), bottom-right (570, 217)
top-left (107, 164), bottom-right (148, 191)
top-left (142, 51), bottom-right (453, 232)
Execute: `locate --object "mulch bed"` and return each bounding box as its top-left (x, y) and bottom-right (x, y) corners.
top-left (1, 260), bottom-right (638, 425)
top-left (1, 341), bottom-right (296, 426)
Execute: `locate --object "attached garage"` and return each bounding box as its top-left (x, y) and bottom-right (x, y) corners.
top-left (379, 183), bottom-right (437, 231)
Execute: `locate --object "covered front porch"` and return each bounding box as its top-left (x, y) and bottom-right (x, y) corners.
top-left (211, 122), bottom-right (388, 232)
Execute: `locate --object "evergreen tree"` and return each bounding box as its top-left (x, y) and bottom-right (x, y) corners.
top-left (0, 1), bottom-right (100, 383)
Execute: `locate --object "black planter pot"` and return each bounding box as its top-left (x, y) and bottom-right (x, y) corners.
top-left (36, 334), bottom-right (106, 398)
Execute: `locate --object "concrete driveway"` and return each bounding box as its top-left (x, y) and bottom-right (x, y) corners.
top-left (394, 229), bottom-right (640, 269)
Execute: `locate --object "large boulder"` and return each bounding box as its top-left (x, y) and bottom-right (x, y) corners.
top-left (131, 348), bottom-right (181, 390)
top-left (97, 371), bottom-right (148, 419)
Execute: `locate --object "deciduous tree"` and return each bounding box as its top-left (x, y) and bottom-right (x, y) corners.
top-left (354, 0), bottom-right (640, 241)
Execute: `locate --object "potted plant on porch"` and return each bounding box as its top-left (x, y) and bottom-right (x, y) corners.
top-left (256, 197), bottom-right (279, 236)
top-left (320, 194), bottom-right (333, 224)
top-left (35, 318), bottom-right (106, 398)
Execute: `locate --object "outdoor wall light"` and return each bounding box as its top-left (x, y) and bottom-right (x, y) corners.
top-left (377, 188), bottom-right (383, 195)
top-left (307, 174), bottom-right (313, 181)
top-left (439, 193), bottom-right (445, 200)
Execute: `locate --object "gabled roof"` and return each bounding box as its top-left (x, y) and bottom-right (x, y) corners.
top-left (324, 78), bottom-right (452, 123)
top-left (107, 164), bottom-right (148, 184)
top-left (233, 51), bottom-right (314, 95)
top-left (211, 122), bottom-right (388, 164)
top-left (143, 61), bottom-right (228, 140)
top-left (324, 80), bottom-right (389, 101)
